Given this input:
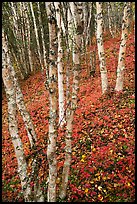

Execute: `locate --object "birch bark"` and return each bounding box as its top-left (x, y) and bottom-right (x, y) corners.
top-left (115, 3), bottom-right (130, 91)
top-left (37, 2), bottom-right (49, 78)
top-left (107, 2), bottom-right (115, 38)
top-left (10, 2), bottom-right (26, 78)
top-left (3, 29), bottom-right (44, 202)
top-left (59, 2), bottom-right (82, 199)
top-left (23, 2), bottom-right (34, 73)
top-left (19, 2), bottom-right (29, 75)
top-left (46, 2), bottom-right (58, 202)
top-left (54, 2), bottom-right (65, 127)
top-left (2, 30), bottom-right (32, 202)
top-left (96, 2), bottom-right (108, 94)
top-left (30, 2), bottom-right (44, 71)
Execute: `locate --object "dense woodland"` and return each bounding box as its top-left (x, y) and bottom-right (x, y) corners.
top-left (2, 2), bottom-right (135, 202)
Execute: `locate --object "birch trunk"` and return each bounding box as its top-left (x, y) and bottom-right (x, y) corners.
top-left (59, 2), bottom-right (82, 199)
top-left (2, 30), bottom-right (32, 202)
top-left (115, 3), bottom-right (130, 92)
top-left (23, 2), bottom-right (34, 73)
top-left (96, 2), bottom-right (108, 94)
top-left (19, 2), bottom-right (29, 75)
top-left (54, 2), bottom-right (65, 127)
top-left (10, 2), bottom-right (26, 78)
top-left (11, 55), bottom-right (44, 202)
top-left (30, 2), bottom-right (44, 71)
top-left (3, 30), bottom-right (44, 202)
top-left (46, 2), bottom-right (58, 202)
top-left (85, 3), bottom-right (92, 47)
top-left (107, 2), bottom-right (115, 38)
top-left (37, 2), bottom-right (49, 78)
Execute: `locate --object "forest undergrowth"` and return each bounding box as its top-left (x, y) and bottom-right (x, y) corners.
top-left (2, 32), bottom-right (135, 202)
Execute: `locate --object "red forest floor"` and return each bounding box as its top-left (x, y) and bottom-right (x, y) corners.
top-left (2, 32), bottom-right (135, 202)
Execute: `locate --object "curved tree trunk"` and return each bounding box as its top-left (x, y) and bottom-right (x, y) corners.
top-left (2, 30), bottom-right (32, 202)
top-left (96, 2), bottom-right (108, 94)
top-left (2, 30), bottom-right (44, 202)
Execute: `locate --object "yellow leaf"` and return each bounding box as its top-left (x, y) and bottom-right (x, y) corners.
top-left (98, 194), bottom-right (103, 201)
top-left (56, 177), bottom-right (60, 184)
top-left (81, 159), bottom-right (85, 162)
top-left (127, 182), bottom-right (131, 187)
top-left (114, 183), bottom-right (118, 187)
top-left (85, 188), bottom-right (88, 193)
top-left (98, 186), bottom-right (102, 191)
top-left (102, 176), bottom-right (107, 180)
top-left (82, 154), bottom-right (86, 159)
top-left (92, 148), bottom-right (96, 152)
top-left (118, 124), bottom-right (122, 128)
top-left (110, 149), bottom-right (113, 154)
top-left (100, 129), bottom-right (104, 134)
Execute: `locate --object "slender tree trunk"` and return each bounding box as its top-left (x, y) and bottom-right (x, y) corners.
top-left (107, 2), bottom-right (115, 38)
top-left (10, 2), bottom-right (26, 78)
top-left (2, 30), bottom-right (32, 202)
top-left (11, 50), bottom-right (24, 80)
top-left (59, 2), bottom-right (82, 199)
top-left (115, 3), bottom-right (130, 92)
top-left (46, 2), bottom-right (58, 202)
top-left (23, 2), bottom-right (34, 73)
top-left (30, 2), bottom-right (44, 71)
top-left (96, 2), bottom-right (108, 94)
top-left (54, 2), bottom-right (65, 127)
top-left (19, 2), bottom-right (29, 76)
top-left (3, 29), bottom-right (44, 202)
top-left (37, 2), bottom-right (49, 78)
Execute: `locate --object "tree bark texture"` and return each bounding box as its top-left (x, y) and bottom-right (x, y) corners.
top-left (46, 2), bottom-right (58, 202)
top-left (115, 3), bottom-right (130, 91)
top-left (54, 2), bottom-right (65, 127)
top-left (59, 2), bottom-right (82, 199)
top-left (96, 2), bottom-right (108, 94)
top-left (2, 30), bottom-right (32, 202)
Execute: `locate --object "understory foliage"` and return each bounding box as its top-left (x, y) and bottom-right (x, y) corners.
top-left (2, 33), bottom-right (135, 202)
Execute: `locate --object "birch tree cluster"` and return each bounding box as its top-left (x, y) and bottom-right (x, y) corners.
top-left (2, 2), bottom-right (135, 202)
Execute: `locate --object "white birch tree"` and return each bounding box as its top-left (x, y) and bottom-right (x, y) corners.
top-left (2, 30), bottom-right (32, 202)
top-left (2, 29), bottom-right (44, 202)
top-left (96, 2), bottom-right (108, 94)
top-left (45, 2), bottom-right (58, 202)
top-left (54, 2), bottom-right (65, 127)
top-left (10, 2), bottom-right (27, 78)
top-left (59, 2), bottom-right (83, 199)
top-left (107, 2), bottom-right (115, 38)
top-left (30, 2), bottom-right (44, 71)
top-left (37, 2), bottom-right (49, 79)
top-left (23, 2), bottom-right (34, 73)
top-left (115, 2), bottom-right (131, 91)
